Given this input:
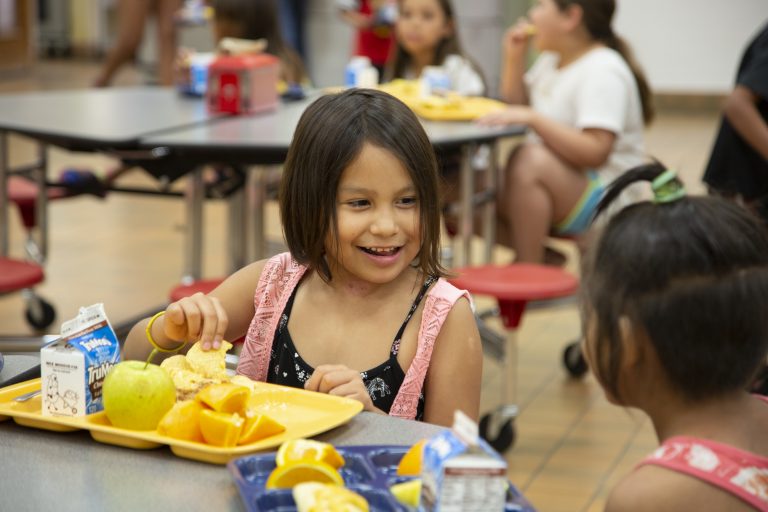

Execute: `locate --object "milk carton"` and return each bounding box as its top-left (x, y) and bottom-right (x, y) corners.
top-left (41, 304), bottom-right (120, 417)
top-left (420, 411), bottom-right (508, 512)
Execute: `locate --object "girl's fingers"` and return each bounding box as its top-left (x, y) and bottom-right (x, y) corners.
top-left (178, 297), bottom-right (203, 342)
top-left (194, 295), bottom-right (220, 349)
top-left (210, 297), bottom-right (228, 350)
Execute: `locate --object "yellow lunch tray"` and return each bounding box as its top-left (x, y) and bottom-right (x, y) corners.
top-left (0, 378), bottom-right (363, 465)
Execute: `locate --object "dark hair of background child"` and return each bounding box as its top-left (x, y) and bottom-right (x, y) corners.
top-left (583, 162), bottom-right (768, 402)
top-left (279, 88), bottom-right (447, 282)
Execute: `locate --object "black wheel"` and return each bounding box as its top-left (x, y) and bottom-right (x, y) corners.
top-left (25, 297), bottom-right (56, 331)
top-left (479, 413), bottom-right (515, 452)
top-left (563, 341), bottom-right (589, 378)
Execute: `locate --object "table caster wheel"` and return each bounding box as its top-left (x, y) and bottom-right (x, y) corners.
top-left (479, 413), bottom-right (515, 452)
top-left (563, 340), bottom-right (588, 378)
top-left (25, 295), bottom-right (56, 331)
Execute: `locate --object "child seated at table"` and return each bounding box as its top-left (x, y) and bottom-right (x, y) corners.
top-left (583, 162), bottom-right (768, 511)
top-left (123, 89), bottom-right (482, 427)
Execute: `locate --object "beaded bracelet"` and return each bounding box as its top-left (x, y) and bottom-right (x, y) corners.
top-left (145, 311), bottom-right (187, 353)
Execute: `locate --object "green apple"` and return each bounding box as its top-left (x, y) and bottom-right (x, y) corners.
top-left (103, 361), bottom-right (176, 430)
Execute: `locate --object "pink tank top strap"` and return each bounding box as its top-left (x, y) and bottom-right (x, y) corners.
top-left (236, 253), bottom-right (307, 381)
top-left (637, 436), bottom-right (768, 510)
top-left (389, 278), bottom-right (471, 420)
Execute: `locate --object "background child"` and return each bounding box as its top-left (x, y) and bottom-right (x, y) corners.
top-left (337, 0), bottom-right (397, 79)
top-left (387, 0), bottom-right (485, 96)
top-left (211, 0), bottom-right (307, 85)
top-left (703, 20), bottom-right (768, 224)
top-left (583, 163), bottom-right (768, 511)
top-left (123, 89), bottom-right (482, 427)
top-left (479, 0), bottom-right (653, 264)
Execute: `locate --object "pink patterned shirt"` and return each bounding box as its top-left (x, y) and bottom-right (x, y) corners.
top-left (236, 252), bottom-right (471, 420)
top-left (637, 402), bottom-right (768, 510)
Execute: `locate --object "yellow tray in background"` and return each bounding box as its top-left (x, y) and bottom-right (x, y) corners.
top-left (0, 378), bottom-right (363, 465)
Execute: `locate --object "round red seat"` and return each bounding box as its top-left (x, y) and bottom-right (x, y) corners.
top-left (0, 258), bottom-right (44, 293)
top-left (169, 278), bottom-right (224, 302)
top-left (8, 176), bottom-right (68, 229)
top-left (450, 263), bottom-right (578, 329)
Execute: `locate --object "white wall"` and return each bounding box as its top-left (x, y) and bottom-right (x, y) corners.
top-left (614, 0), bottom-right (767, 94)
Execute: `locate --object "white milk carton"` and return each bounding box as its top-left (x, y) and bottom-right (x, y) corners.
top-left (420, 411), bottom-right (508, 512)
top-left (41, 303), bottom-right (120, 417)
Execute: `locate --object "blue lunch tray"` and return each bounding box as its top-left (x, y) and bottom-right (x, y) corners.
top-left (227, 445), bottom-right (536, 512)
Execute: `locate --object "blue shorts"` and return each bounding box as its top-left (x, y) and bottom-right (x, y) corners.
top-left (553, 171), bottom-right (605, 236)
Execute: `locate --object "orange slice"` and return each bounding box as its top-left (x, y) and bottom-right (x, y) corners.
top-left (293, 482), bottom-right (369, 512)
top-left (396, 439), bottom-right (426, 476)
top-left (157, 400), bottom-right (205, 442)
top-left (195, 382), bottom-right (249, 413)
top-left (238, 414), bottom-right (286, 445)
top-left (265, 460), bottom-right (344, 489)
top-left (276, 439), bottom-right (345, 469)
top-left (198, 409), bottom-right (244, 447)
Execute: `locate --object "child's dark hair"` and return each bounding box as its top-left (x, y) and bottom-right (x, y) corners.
top-left (280, 88), bottom-right (446, 282)
top-left (386, 0), bottom-right (485, 88)
top-left (211, 0), bottom-right (306, 84)
top-left (553, 0), bottom-right (654, 124)
top-left (584, 162), bottom-right (768, 403)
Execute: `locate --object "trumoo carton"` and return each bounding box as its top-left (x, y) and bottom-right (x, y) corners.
top-left (420, 411), bottom-right (508, 512)
top-left (41, 304), bottom-right (120, 417)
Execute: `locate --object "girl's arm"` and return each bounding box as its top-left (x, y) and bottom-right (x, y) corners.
top-left (422, 297), bottom-right (482, 427)
top-left (122, 259), bottom-right (267, 361)
top-left (499, 20), bottom-right (532, 105)
top-left (530, 114), bottom-right (617, 169)
top-left (723, 85), bottom-right (768, 161)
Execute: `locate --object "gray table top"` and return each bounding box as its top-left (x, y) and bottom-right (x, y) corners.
top-left (0, 87), bottom-right (219, 149)
top-left (0, 411), bottom-right (444, 511)
top-left (140, 95), bottom-right (525, 159)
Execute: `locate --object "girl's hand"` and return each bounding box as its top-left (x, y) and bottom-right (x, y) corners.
top-left (304, 364), bottom-right (377, 412)
top-left (163, 292), bottom-right (228, 351)
top-left (502, 18), bottom-right (534, 58)
top-left (477, 106), bottom-right (535, 127)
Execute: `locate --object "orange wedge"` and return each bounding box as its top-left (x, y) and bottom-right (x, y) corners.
top-left (198, 409), bottom-right (244, 447)
top-left (195, 382), bottom-right (249, 413)
top-left (157, 400), bottom-right (205, 442)
top-left (265, 460), bottom-right (344, 489)
top-left (396, 439), bottom-right (426, 476)
top-left (276, 439), bottom-right (345, 469)
top-left (238, 414), bottom-right (286, 445)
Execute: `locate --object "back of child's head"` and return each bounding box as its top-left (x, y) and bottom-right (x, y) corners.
top-left (211, 0), bottom-right (306, 83)
top-left (552, 0), bottom-right (654, 124)
top-left (584, 162), bottom-right (768, 403)
top-left (387, 0), bottom-right (479, 82)
top-left (279, 88), bottom-right (445, 281)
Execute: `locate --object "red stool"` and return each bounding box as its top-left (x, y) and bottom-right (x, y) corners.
top-left (0, 258), bottom-right (55, 330)
top-left (450, 263), bottom-right (578, 451)
top-left (168, 278), bottom-right (245, 346)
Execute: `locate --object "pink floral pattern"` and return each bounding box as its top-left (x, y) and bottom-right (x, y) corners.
top-left (639, 436), bottom-right (768, 510)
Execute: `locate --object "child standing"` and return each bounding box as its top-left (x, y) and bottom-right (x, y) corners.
top-left (703, 21), bottom-right (768, 223)
top-left (123, 89), bottom-right (482, 427)
top-left (479, 0), bottom-right (653, 263)
top-left (337, 0), bottom-right (397, 79)
top-left (387, 0), bottom-right (484, 96)
top-left (584, 163), bottom-right (768, 511)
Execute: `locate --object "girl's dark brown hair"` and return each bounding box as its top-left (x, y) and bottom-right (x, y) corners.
top-left (584, 162), bottom-right (768, 403)
top-left (386, 0), bottom-right (485, 88)
top-left (211, 0), bottom-right (306, 84)
top-left (554, 0), bottom-right (654, 124)
top-left (280, 88), bottom-right (447, 282)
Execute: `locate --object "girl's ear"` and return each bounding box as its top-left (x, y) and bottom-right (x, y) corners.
top-left (618, 315), bottom-right (642, 369)
top-left (561, 3), bottom-right (585, 32)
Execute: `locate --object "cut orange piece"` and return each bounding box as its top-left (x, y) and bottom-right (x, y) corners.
top-left (293, 482), bottom-right (369, 512)
top-left (238, 414), bottom-right (286, 445)
top-left (198, 409), bottom-right (244, 447)
top-left (396, 439), bottom-right (426, 476)
top-left (276, 439), bottom-right (345, 469)
top-left (265, 460), bottom-right (344, 489)
top-left (157, 400), bottom-right (205, 442)
top-left (195, 382), bottom-right (249, 413)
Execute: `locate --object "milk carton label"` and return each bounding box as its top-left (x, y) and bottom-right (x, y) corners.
top-left (41, 304), bottom-right (120, 417)
top-left (420, 412), bottom-right (508, 511)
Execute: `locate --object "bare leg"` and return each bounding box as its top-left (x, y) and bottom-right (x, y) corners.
top-left (94, 0), bottom-right (153, 87)
top-left (498, 143), bottom-right (588, 263)
top-left (154, 0), bottom-right (182, 86)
